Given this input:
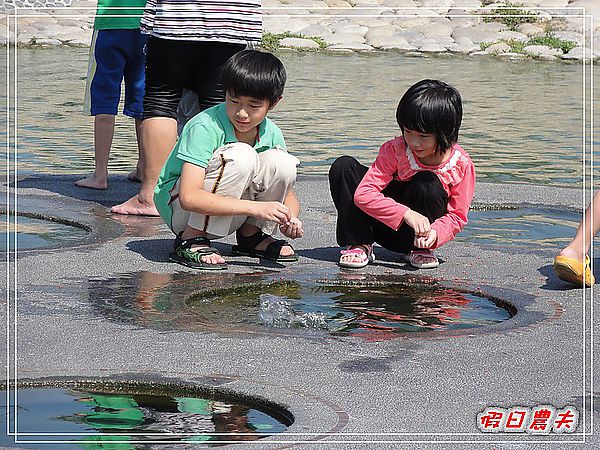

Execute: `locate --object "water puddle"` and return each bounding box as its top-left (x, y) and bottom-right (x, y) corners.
top-left (1, 382), bottom-right (290, 448)
top-left (0, 213), bottom-right (90, 251)
top-left (86, 272), bottom-right (516, 339)
top-left (459, 206), bottom-right (580, 250)
top-left (187, 280), bottom-right (513, 335)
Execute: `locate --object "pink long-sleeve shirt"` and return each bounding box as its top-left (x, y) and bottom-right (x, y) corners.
top-left (353, 136), bottom-right (476, 249)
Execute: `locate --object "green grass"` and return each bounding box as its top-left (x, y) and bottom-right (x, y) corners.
top-left (480, 34), bottom-right (577, 55)
top-left (480, 2), bottom-right (539, 30)
top-left (528, 34), bottom-right (577, 53)
top-left (261, 32), bottom-right (328, 52)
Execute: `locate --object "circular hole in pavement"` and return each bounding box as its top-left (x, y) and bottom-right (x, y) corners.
top-left (186, 280), bottom-right (514, 335)
top-left (0, 213), bottom-right (90, 251)
top-left (460, 205), bottom-right (579, 251)
top-left (0, 380), bottom-right (292, 447)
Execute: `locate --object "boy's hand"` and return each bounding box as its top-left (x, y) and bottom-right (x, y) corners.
top-left (414, 229), bottom-right (437, 249)
top-left (279, 217), bottom-right (304, 239)
top-left (252, 201), bottom-right (291, 225)
top-left (403, 209), bottom-right (431, 236)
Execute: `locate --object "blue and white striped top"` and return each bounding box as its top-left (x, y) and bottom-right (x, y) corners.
top-left (141, 0), bottom-right (262, 44)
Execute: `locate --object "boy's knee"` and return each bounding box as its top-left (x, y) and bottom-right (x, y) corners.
top-left (221, 142), bottom-right (259, 175)
top-left (260, 148), bottom-right (298, 183)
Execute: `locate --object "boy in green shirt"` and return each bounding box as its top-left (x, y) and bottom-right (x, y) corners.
top-left (154, 50), bottom-right (303, 270)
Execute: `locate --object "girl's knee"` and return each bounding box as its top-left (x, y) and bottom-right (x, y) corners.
top-left (329, 155), bottom-right (358, 179)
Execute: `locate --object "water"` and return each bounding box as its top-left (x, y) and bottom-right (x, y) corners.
top-left (0, 213), bottom-right (90, 251)
top-left (3, 48), bottom-right (599, 186)
top-left (458, 206), bottom-right (581, 250)
top-left (0, 387), bottom-right (288, 448)
top-left (187, 280), bottom-right (513, 335)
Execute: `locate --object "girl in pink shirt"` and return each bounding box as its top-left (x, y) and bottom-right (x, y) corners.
top-left (329, 79), bottom-right (475, 269)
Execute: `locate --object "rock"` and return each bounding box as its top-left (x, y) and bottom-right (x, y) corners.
top-left (327, 42), bottom-right (374, 51)
top-left (279, 37), bottom-right (321, 49)
top-left (394, 30), bottom-right (424, 45)
top-left (486, 42), bottom-right (511, 54)
top-left (416, 0), bottom-right (454, 15)
top-left (323, 0), bottom-right (353, 6)
top-left (418, 42), bottom-right (448, 52)
top-left (452, 27), bottom-right (498, 44)
top-left (364, 25), bottom-right (397, 40)
top-left (496, 52), bottom-right (527, 60)
top-left (353, 0), bottom-right (382, 6)
top-left (497, 31), bottom-right (529, 43)
top-left (367, 34), bottom-right (410, 48)
top-left (330, 21), bottom-right (369, 36)
top-left (446, 41), bottom-right (480, 53)
top-left (446, 9), bottom-right (481, 29)
top-left (264, 17), bottom-right (312, 34)
top-left (551, 31), bottom-right (584, 47)
top-left (323, 32), bottom-right (365, 45)
top-left (522, 44), bottom-right (562, 57)
top-left (515, 23), bottom-right (546, 36)
top-left (562, 46), bottom-right (595, 60)
top-left (298, 24), bottom-right (333, 38)
top-left (568, 0), bottom-right (600, 30)
top-left (32, 38), bottom-right (62, 47)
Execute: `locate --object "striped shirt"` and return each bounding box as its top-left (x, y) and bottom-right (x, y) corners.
top-left (141, 0), bottom-right (262, 44)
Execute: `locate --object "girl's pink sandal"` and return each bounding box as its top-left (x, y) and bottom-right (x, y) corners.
top-left (408, 250), bottom-right (439, 269)
top-left (339, 245), bottom-right (375, 269)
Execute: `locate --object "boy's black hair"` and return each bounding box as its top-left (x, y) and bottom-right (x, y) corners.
top-left (222, 49), bottom-right (286, 106)
top-left (396, 79), bottom-right (463, 154)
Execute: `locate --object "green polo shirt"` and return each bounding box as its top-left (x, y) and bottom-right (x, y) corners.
top-left (94, 0), bottom-right (146, 30)
top-left (154, 102), bottom-right (286, 228)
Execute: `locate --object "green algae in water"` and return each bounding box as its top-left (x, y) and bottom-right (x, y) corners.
top-left (0, 387), bottom-right (288, 448)
top-left (0, 213), bottom-right (89, 251)
top-left (187, 281), bottom-right (513, 335)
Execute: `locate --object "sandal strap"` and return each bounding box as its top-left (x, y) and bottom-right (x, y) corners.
top-left (264, 239), bottom-right (294, 260)
top-left (236, 230), bottom-right (269, 250)
top-left (176, 236), bottom-right (221, 255)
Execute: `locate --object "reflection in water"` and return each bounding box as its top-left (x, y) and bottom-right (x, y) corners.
top-left (458, 207), bottom-right (581, 249)
top-left (1, 387), bottom-right (287, 448)
top-left (5, 49), bottom-right (599, 186)
top-left (0, 214), bottom-right (89, 251)
top-left (188, 281), bottom-right (513, 337)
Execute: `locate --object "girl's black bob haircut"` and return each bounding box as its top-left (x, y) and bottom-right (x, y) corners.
top-left (222, 49), bottom-right (286, 106)
top-left (396, 79), bottom-right (463, 154)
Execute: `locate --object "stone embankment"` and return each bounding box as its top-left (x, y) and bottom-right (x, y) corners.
top-left (0, 0), bottom-right (599, 61)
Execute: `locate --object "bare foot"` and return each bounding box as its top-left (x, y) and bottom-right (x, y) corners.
top-left (110, 195), bottom-right (159, 216)
top-left (75, 174), bottom-right (108, 190)
top-left (127, 170), bottom-right (142, 183)
top-left (559, 246), bottom-right (584, 263)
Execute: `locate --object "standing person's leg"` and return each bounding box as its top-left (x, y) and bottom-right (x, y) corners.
top-left (122, 30), bottom-right (147, 183)
top-left (78, 30), bottom-right (124, 190)
top-left (328, 155), bottom-right (376, 266)
top-left (554, 189), bottom-right (600, 286)
top-left (111, 37), bottom-right (187, 216)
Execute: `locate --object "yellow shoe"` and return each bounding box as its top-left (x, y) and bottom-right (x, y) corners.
top-left (553, 255), bottom-right (595, 287)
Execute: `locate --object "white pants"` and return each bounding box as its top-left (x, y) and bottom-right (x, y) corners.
top-left (169, 142), bottom-right (300, 239)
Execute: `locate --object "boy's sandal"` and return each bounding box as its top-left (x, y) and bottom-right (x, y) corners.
top-left (231, 230), bottom-right (298, 262)
top-left (338, 245), bottom-right (375, 269)
top-left (553, 254), bottom-right (595, 287)
top-left (408, 250), bottom-right (439, 269)
top-left (169, 236), bottom-right (227, 271)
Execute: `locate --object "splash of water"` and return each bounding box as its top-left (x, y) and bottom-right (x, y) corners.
top-left (258, 294), bottom-right (328, 330)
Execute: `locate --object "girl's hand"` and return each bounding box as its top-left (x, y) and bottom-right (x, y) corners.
top-left (251, 201), bottom-right (291, 225)
top-left (414, 229), bottom-right (437, 249)
top-left (403, 209), bottom-right (431, 236)
top-left (280, 217), bottom-right (304, 239)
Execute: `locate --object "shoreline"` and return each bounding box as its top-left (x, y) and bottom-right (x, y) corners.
top-left (1, 1), bottom-right (599, 62)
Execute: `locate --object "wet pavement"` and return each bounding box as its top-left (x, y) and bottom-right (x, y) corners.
top-left (1, 174), bottom-right (598, 449)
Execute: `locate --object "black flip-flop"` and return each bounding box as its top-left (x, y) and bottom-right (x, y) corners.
top-left (170, 236), bottom-right (227, 270)
top-left (231, 230), bottom-right (298, 262)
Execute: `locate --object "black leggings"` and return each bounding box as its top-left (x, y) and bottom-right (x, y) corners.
top-left (328, 155), bottom-right (448, 254)
top-left (143, 37), bottom-right (246, 120)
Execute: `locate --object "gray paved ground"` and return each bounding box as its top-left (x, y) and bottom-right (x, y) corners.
top-left (1, 174), bottom-right (599, 449)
